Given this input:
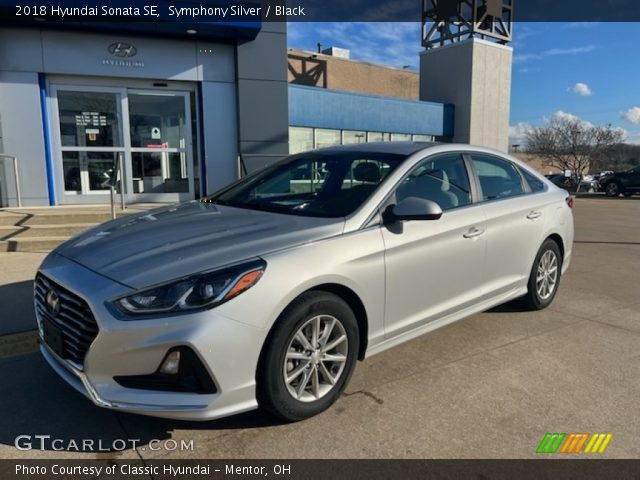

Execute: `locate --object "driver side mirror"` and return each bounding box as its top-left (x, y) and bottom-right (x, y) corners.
top-left (383, 197), bottom-right (443, 224)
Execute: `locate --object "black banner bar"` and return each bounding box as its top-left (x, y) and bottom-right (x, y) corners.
top-left (3, 0), bottom-right (640, 22)
top-left (2, 459), bottom-right (640, 480)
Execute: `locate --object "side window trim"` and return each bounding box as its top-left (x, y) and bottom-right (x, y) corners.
top-left (462, 153), bottom-right (483, 204)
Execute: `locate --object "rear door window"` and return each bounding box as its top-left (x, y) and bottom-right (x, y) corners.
top-left (470, 154), bottom-right (525, 201)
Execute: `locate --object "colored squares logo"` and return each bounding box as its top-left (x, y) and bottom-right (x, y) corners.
top-left (537, 433), bottom-right (613, 454)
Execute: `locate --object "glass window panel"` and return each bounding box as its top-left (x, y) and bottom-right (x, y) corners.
top-left (62, 151), bottom-right (81, 192)
top-left (471, 154), bottom-right (525, 200)
top-left (214, 152), bottom-right (406, 218)
top-left (396, 154), bottom-right (472, 211)
top-left (391, 133), bottom-right (412, 142)
top-left (367, 132), bottom-right (384, 142)
top-left (519, 168), bottom-right (546, 193)
top-left (412, 134), bottom-right (433, 142)
top-left (314, 129), bottom-right (341, 149)
top-left (342, 130), bottom-right (366, 145)
top-left (289, 127), bottom-right (313, 154)
top-left (132, 152), bottom-right (188, 193)
top-left (129, 93), bottom-right (186, 149)
top-left (86, 152), bottom-right (118, 191)
top-left (57, 91), bottom-right (122, 147)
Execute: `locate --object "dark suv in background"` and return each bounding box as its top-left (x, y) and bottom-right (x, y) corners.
top-left (599, 167), bottom-right (640, 197)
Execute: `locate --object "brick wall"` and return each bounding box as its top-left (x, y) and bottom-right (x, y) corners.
top-left (288, 49), bottom-right (419, 100)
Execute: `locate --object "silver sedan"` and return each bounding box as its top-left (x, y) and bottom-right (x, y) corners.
top-left (35, 143), bottom-right (574, 421)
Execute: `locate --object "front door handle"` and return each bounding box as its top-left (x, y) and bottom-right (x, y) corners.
top-left (463, 227), bottom-right (485, 239)
top-left (527, 211), bottom-right (542, 220)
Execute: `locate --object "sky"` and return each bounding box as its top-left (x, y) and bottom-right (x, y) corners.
top-left (287, 22), bottom-right (640, 145)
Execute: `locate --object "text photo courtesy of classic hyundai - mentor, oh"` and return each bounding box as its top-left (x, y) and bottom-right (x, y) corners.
top-left (35, 142), bottom-right (574, 422)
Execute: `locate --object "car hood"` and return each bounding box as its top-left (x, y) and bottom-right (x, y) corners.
top-left (55, 201), bottom-right (344, 289)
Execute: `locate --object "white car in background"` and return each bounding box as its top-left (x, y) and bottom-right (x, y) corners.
top-left (36, 143), bottom-right (574, 421)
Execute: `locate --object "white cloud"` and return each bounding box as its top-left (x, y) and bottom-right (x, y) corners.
top-left (548, 110), bottom-right (594, 128)
top-left (514, 45), bottom-right (598, 63)
top-left (509, 122), bottom-right (531, 146)
top-left (621, 107), bottom-right (640, 125)
top-left (572, 82), bottom-right (592, 96)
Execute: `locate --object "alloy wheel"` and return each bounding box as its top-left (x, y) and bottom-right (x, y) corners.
top-left (606, 183), bottom-right (619, 196)
top-left (283, 315), bottom-right (348, 402)
top-left (536, 250), bottom-right (558, 301)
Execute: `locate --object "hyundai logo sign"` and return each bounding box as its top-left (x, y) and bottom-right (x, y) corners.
top-left (108, 42), bottom-right (137, 58)
top-left (46, 289), bottom-right (61, 316)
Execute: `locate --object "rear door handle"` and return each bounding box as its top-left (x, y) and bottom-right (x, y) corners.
top-left (527, 211), bottom-right (542, 220)
top-left (463, 227), bottom-right (485, 239)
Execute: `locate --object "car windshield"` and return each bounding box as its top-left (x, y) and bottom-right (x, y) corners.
top-left (204, 151), bottom-right (407, 218)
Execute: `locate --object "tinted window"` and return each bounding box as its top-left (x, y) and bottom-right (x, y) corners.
top-left (208, 152), bottom-right (406, 218)
top-left (471, 154), bottom-right (525, 201)
top-left (395, 154), bottom-right (472, 211)
top-left (519, 168), bottom-right (546, 193)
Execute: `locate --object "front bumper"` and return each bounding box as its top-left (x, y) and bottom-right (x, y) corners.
top-left (37, 253), bottom-right (267, 421)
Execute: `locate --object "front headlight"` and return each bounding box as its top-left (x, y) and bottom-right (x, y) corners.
top-left (111, 259), bottom-right (266, 317)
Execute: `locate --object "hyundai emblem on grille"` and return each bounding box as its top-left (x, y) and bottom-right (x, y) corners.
top-left (46, 289), bottom-right (60, 316)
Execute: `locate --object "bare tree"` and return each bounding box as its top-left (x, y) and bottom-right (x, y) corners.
top-left (526, 117), bottom-right (625, 191)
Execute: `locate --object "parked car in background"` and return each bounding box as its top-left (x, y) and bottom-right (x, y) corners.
top-left (592, 171), bottom-right (614, 183)
top-left (35, 143), bottom-right (574, 422)
top-left (599, 167), bottom-right (640, 197)
top-left (545, 174), bottom-right (598, 193)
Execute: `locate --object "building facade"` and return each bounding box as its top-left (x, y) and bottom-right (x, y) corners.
top-left (1, 18), bottom-right (512, 208)
top-left (0, 21), bottom-right (289, 207)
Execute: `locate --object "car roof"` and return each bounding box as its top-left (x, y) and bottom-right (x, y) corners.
top-left (312, 142), bottom-right (440, 156)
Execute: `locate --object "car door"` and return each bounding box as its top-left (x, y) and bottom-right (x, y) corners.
top-left (628, 167), bottom-right (640, 191)
top-left (381, 153), bottom-right (487, 338)
top-left (468, 153), bottom-right (546, 297)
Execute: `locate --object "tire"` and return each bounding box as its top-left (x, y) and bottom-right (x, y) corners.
top-left (523, 239), bottom-right (562, 311)
top-left (605, 182), bottom-right (621, 197)
top-left (623, 192), bottom-right (633, 198)
top-left (257, 291), bottom-right (359, 421)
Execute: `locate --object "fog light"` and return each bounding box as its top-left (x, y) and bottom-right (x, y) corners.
top-left (159, 351), bottom-right (181, 375)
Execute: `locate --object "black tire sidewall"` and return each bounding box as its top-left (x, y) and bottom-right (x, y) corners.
top-left (525, 240), bottom-right (562, 310)
top-left (606, 182), bottom-right (620, 197)
top-left (258, 291), bottom-right (359, 421)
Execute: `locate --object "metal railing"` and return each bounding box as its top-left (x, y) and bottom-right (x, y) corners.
top-left (109, 152), bottom-right (126, 219)
top-left (0, 153), bottom-right (21, 208)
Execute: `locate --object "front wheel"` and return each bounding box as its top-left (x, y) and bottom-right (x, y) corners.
top-left (257, 291), bottom-right (359, 421)
top-left (605, 182), bottom-right (621, 197)
top-left (523, 239), bottom-right (562, 311)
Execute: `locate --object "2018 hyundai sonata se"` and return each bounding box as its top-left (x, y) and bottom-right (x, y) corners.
top-left (36, 143), bottom-right (574, 421)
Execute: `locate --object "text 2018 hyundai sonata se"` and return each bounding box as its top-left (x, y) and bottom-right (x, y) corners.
top-left (36, 143), bottom-right (574, 421)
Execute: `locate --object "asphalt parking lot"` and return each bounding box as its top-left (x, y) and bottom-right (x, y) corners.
top-left (0, 195), bottom-right (638, 460)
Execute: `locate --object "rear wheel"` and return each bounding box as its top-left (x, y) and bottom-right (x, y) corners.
top-left (523, 239), bottom-right (562, 311)
top-left (257, 291), bottom-right (359, 421)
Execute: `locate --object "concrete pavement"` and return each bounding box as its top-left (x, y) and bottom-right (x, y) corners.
top-left (0, 195), bottom-right (638, 459)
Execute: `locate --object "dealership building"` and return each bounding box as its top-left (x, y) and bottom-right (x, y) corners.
top-left (0, 6), bottom-right (512, 207)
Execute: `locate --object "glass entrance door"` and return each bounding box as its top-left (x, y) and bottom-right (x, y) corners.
top-left (56, 90), bottom-right (124, 197)
top-left (52, 85), bottom-right (195, 204)
top-left (128, 92), bottom-right (193, 198)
